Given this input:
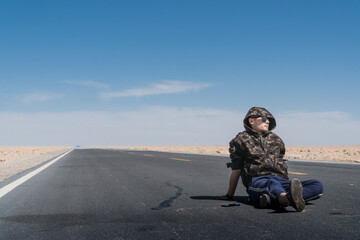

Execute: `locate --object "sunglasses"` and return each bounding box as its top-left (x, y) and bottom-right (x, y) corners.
top-left (253, 115), bottom-right (269, 122)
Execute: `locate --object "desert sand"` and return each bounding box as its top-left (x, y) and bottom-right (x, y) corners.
top-left (1, 145), bottom-right (359, 183)
top-left (0, 146), bottom-right (72, 182)
top-left (101, 145), bottom-right (360, 163)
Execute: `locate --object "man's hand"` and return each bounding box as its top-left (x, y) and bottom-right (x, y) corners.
top-left (216, 194), bottom-right (234, 201)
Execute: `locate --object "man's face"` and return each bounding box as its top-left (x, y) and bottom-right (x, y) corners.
top-left (249, 116), bottom-right (269, 133)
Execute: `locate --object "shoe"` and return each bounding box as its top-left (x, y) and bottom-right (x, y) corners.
top-left (259, 194), bottom-right (271, 208)
top-left (288, 178), bottom-right (305, 212)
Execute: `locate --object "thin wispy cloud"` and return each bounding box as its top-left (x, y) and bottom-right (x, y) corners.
top-left (20, 93), bottom-right (62, 104)
top-left (100, 80), bottom-right (210, 98)
top-left (64, 80), bottom-right (109, 89)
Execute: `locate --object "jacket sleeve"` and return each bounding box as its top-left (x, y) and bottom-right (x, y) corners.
top-left (229, 136), bottom-right (244, 170)
top-left (277, 135), bottom-right (286, 159)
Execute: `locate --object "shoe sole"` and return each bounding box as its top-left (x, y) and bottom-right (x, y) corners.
top-left (259, 194), bottom-right (271, 208)
top-left (290, 179), bottom-right (305, 212)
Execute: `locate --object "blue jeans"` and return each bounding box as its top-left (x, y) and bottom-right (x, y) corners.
top-left (248, 176), bottom-right (323, 203)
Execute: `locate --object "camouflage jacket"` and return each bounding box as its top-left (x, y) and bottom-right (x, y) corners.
top-left (229, 107), bottom-right (288, 189)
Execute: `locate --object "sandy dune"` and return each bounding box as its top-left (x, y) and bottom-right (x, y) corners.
top-left (1, 145), bottom-right (359, 182)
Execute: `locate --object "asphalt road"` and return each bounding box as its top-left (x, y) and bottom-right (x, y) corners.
top-left (0, 149), bottom-right (359, 239)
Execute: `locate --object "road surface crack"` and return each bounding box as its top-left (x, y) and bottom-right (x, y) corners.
top-left (151, 182), bottom-right (183, 211)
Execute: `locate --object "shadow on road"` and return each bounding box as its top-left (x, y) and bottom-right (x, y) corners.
top-left (190, 195), bottom-right (252, 206)
top-left (190, 196), bottom-right (304, 213)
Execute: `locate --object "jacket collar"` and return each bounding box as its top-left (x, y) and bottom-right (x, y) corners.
top-left (246, 128), bottom-right (270, 137)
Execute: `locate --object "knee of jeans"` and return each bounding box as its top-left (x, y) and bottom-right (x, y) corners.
top-left (316, 180), bottom-right (324, 194)
top-left (309, 179), bottom-right (324, 194)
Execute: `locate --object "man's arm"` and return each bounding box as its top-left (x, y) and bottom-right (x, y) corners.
top-left (217, 136), bottom-right (243, 200)
top-left (227, 169), bottom-right (241, 197)
top-left (217, 169), bottom-right (241, 200)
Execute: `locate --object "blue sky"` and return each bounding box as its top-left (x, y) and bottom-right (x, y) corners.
top-left (1, 0), bottom-right (359, 146)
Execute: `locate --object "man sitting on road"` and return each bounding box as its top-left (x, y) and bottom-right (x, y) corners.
top-left (218, 107), bottom-right (323, 212)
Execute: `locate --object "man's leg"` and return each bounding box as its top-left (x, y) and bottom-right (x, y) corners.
top-left (249, 176), bottom-right (306, 211)
top-left (301, 179), bottom-right (323, 202)
top-left (248, 176), bottom-right (288, 203)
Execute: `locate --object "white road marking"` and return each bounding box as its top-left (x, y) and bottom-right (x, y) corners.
top-left (0, 149), bottom-right (73, 199)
